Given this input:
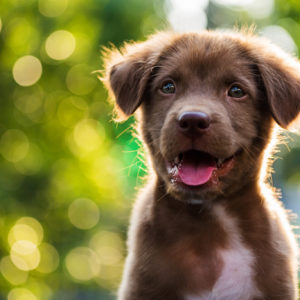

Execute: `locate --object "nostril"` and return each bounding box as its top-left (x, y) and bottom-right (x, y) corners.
top-left (197, 121), bottom-right (203, 128)
top-left (179, 119), bottom-right (189, 129)
top-left (196, 115), bottom-right (210, 129)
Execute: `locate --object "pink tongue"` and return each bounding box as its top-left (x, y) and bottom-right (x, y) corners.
top-left (178, 161), bottom-right (216, 186)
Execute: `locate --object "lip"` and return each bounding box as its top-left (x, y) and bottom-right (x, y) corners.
top-left (166, 149), bottom-right (241, 187)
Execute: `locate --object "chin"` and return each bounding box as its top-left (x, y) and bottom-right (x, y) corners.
top-left (166, 181), bottom-right (223, 204)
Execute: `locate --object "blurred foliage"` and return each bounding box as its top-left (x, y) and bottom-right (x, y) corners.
top-left (0, 0), bottom-right (164, 298)
top-left (0, 0), bottom-right (299, 299)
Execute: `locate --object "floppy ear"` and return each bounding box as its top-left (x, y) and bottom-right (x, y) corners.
top-left (102, 33), bottom-right (176, 120)
top-left (250, 39), bottom-right (300, 128)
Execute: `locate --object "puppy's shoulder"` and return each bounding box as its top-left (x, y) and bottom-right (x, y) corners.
top-left (127, 178), bottom-right (156, 246)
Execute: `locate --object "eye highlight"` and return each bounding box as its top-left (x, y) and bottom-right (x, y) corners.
top-left (228, 85), bottom-right (246, 98)
top-left (160, 80), bottom-right (176, 94)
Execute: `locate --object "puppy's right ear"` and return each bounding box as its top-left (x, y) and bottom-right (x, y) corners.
top-left (246, 37), bottom-right (300, 128)
top-left (101, 33), bottom-right (175, 121)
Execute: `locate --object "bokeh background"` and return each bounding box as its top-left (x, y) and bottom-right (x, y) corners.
top-left (0, 0), bottom-right (300, 299)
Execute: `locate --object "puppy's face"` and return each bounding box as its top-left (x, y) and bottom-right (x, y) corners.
top-left (103, 32), bottom-right (300, 203)
top-left (141, 36), bottom-right (267, 201)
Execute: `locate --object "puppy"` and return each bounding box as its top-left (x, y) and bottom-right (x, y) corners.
top-left (102, 31), bottom-right (300, 300)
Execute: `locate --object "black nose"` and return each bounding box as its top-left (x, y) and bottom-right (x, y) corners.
top-left (178, 112), bottom-right (211, 134)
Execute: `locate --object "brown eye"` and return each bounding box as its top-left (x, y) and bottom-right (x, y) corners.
top-left (228, 85), bottom-right (245, 98)
top-left (161, 81), bottom-right (176, 94)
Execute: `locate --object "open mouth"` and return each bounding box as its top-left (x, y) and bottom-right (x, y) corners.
top-left (166, 149), bottom-right (238, 187)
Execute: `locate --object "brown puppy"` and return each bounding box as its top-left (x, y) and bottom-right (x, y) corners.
top-left (102, 31), bottom-right (300, 300)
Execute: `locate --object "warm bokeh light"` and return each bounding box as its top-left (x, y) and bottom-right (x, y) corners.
top-left (97, 263), bottom-right (124, 283)
top-left (8, 288), bottom-right (37, 300)
top-left (211, 0), bottom-right (274, 19)
top-left (8, 224), bottom-right (39, 247)
top-left (65, 247), bottom-right (100, 281)
top-left (73, 118), bottom-right (105, 153)
top-left (38, 0), bottom-right (68, 17)
top-left (0, 129), bottom-right (29, 163)
top-left (89, 230), bottom-right (124, 286)
top-left (212, 0), bottom-right (252, 5)
top-left (166, 0), bottom-right (208, 32)
top-left (57, 96), bottom-right (88, 127)
top-left (14, 92), bottom-right (43, 115)
top-left (0, 256), bottom-right (28, 285)
top-left (45, 30), bottom-right (76, 60)
top-left (66, 64), bottom-right (96, 95)
top-left (37, 243), bottom-right (60, 273)
top-left (68, 198), bottom-right (100, 230)
top-left (5, 18), bottom-right (39, 57)
top-left (31, 281), bottom-right (53, 300)
top-left (12, 56), bottom-right (42, 87)
top-left (89, 230), bottom-right (124, 265)
top-left (261, 25), bottom-right (298, 55)
top-left (14, 143), bottom-right (44, 175)
top-left (16, 217), bottom-right (44, 243)
top-left (84, 154), bottom-right (122, 193)
top-left (10, 240), bottom-right (41, 271)
top-left (95, 246), bottom-right (122, 266)
top-left (0, 18), bottom-right (2, 33)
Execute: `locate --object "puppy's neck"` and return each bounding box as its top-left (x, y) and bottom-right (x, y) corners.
top-left (153, 176), bottom-right (263, 215)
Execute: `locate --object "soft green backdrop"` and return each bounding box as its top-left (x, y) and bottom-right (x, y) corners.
top-left (0, 0), bottom-right (299, 299)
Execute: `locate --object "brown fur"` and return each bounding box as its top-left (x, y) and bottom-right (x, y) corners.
top-left (101, 31), bottom-right (300, 300)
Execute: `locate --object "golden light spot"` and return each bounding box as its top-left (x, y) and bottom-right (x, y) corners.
top-left (37, 243), bottom-right (59, 273)
top-left (13, 56), bottom-right (42, 87)
top-left (0, 18), bottom-right (2, 33)
top-left (6, 18), bottom-right (38, 56)
top-left (17, 217), bottom-right (43, 243)
top-left (8, 224), bottom-right (39, 247)
top-left (0, 256), bottom-right (28, 285)
top-left (45, 30), bottom-right (75, 60)
top-left (39, 0), bottom-right (68, 17)
top-left (68, 198), bottom-right (100, 230)
top-left (14, 93), bottom-right (43, 115)
top-left (66, 64), bottom-right (96, 95)
top-left (73, 119), bottom-right (105, 153)
top-left (96, 246), bottom-right (122, 265)
top-left (65, 247), bottom-right (100, 281)
top-left (8, 288), bottom-right (37, 300)
top-left (31, 281), bottom-right (53, 300)
top-left (13, 85), bottom-right (44, 118)
top-left (14, 143), bottom-right (43, 175)
top-left (87, 155), bottom-right (121, 191)
top-left (8, 217), bottom-right (44, 248)
top-left (0, 129), bottom-right (29, 163)
top-left (57, 96), bottom-right (88, 127)
top-left (89, 231), bottom-right (124, 266)
top-left (10, 240), bottom-right (41, 271)
top-left (97, 263), bottom-right (124, 282)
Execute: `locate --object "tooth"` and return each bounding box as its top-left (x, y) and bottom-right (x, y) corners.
top-left (217, 158), bottom-right (223, 167)
top-left (212, 170), bottom-right (219, 184)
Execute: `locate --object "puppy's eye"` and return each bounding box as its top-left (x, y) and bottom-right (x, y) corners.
top-left (161, 81), bottom-right (176, 94)
top-left (228, 85), bottom-right (245, 98)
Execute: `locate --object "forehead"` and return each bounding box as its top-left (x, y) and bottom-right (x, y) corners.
top-left (155, 34), bottom-right (255, 84)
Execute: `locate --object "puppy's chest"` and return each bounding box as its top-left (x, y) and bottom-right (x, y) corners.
top-left (169, 205), bottom-right (262, 300)
top-left (183, 244), bottom-right (261, 300)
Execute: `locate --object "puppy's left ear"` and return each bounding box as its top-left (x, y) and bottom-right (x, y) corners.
top-left (250, 39), bottom-right (300, 128)
top-left (102, 33), bottom-right (176, 121)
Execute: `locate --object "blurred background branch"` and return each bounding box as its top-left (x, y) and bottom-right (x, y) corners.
top-left (0, 0), bottom-right (299, 299)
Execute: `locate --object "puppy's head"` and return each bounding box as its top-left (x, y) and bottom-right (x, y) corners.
top-left (102, 31), bottom-right (300, 203)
